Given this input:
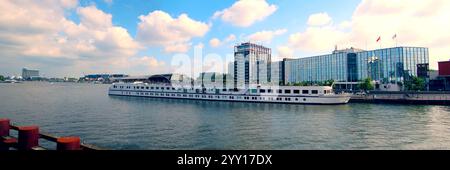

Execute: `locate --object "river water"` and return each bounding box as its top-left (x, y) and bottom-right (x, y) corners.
top-left (1, 82), bottom-right (450, 149)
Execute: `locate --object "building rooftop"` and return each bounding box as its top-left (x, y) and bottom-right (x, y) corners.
top-left (332, 47), bottom-right (365, 54)
top-left (286, 46), bottom-right (428, 61)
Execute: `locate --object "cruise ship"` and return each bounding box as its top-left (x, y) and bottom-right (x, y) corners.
top-left (108, 74), bottom-right (351, 105)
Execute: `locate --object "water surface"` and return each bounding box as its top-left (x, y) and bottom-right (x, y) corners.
top-left (1, 82), bottom-right (450, 149)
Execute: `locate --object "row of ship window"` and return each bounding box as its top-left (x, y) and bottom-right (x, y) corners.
top-left (258, 89), bottom-right (321, 94)
top-left (115, 85), bottom-right (176, 90)
top-left (121, 92), bottom-right (308, 102)
top-left (113, 85), bottom-right (330, 95)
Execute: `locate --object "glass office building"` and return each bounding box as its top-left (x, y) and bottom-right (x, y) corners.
top-left (22, 68), bottom-right (40, 80)
top-left (285, 47), bottom-right (429, 84)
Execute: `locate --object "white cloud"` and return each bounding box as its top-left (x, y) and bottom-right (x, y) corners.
top-left (64, 5), bottom-right (140, 59)
top-left (209, 34), bottom-right (237, 48)
top-left (61, 0), bottom-right (79, 8)
top-left (213, 0), bottom-right (277, 27)
top-left (288, 26), bottom-right (348, 54)
top-left (247, 29), bottom-right (287, 43)
top-left (307, 12), bottom-right (332, 26)
top-left (77, 5), bottom-right (112, 29)
top-left (136, 10), bottom-right (210, 53)
top-left (164, 43), bottom-right (191, 53)
top-left (351, 0), bottom-right (450, 69)
top-left (209, 38), bottom-right (221, 48)
top-left (110, 56), bottom-right (169, 75)
top-left (195, 42), bottom-right (204, 49)
top-left (225, 34), bottom-right (236, 42)
top-left (338, 20), bottom-right (351, 30)
top-left (285, 0), bottom-right (450, 69)
top-left (276, 46), bottom-right (294, 59)
top-left (0, 1), bottom-right (141, 76)
top-left (0, 1), bottom-right (72, 34)
top-left (134, 56), bottom-right (165, 67)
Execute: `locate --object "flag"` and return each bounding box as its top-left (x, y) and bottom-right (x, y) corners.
top-left (392, 34), bottom-right (397, 40)
top-left (376, 36), bottom-right (381, 42)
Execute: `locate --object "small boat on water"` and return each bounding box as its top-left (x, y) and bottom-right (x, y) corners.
top-left (0, 80), bottom-right (22, 84)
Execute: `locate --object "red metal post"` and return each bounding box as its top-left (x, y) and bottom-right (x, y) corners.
top-left (0, 118), bottom-right (14, 150)
top-left (57, 136), bottom-right (81, 150)
top-left (18, 126), bottom-right (40, 150)
top-left (0, 118), bottom-right (10, 136)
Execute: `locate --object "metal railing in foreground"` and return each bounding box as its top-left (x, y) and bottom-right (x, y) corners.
top-left (0, 118), bottom-right (103, 150)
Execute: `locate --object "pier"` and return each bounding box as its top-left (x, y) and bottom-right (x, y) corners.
top-left (0, 118), bottom-right (101, 150)
top-left (349, 91), bottom-right (450, 105)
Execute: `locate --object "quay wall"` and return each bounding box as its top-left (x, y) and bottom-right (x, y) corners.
top-left (350, 91), bottom-right (450, 105)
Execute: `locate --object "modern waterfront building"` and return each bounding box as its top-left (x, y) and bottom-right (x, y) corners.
top-left (284, 47), bottom-right (429, 90)
top-left (196, 72), bottom-right (233, 90)
top-left (430, 60), bottom-right (450, 91)
top-left (22, 68), bottom-right (40, 80)
top-left (417, 63), bottom-right (429, 79)
top-left (115, 74), bottom-right (194, 87)
top-left (233, 42), bottom-right (271, 89)
top-left (227, 62), bottom-right (234, 77)
top-left (270, 61), bottom-right (285, 86)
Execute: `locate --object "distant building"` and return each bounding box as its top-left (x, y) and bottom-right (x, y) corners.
top-left (270, 61), bottom-right (284, 86)
top-left (84, 74), bottom-right (109, 80)
top-left (227, 62), bottom-right (234, 76)
top-left (233, 42), bottom-right (271, 89)
top-left (438, 61), bottom-right (450, 76)
top-left (417, 63), bottom-right (429, 78)
top-left (22, 68), bottom-right (39, 80)
top-left (116, 74), bottom-right (193, 88)
top-left (430, 60), bottom-right (450, 91)
top-left (64, 77), bottom-right (79, 82)
top-left (82, 74), bottom-right (128, 83)
top-left (196, 72), bottom-right (233, 90)
top-left (429, 70), bottom-right (439, 80)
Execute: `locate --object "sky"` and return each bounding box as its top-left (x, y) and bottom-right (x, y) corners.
top-left (0, 0), bottom-right (449, 78)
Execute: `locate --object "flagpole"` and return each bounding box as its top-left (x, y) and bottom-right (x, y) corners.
top-left (396, 37), bottom-right (398, 47)
top-left (393, 34), bottom-right (398, 47)
top-left (365, 40), bottom-right (367, 51)
top-left (376, 36), bottom-right (381, 82)
top-left (379, 38), bottom-right (381, 50)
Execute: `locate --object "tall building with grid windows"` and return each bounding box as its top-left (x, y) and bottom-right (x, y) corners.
top-left (233, 42), bottom-right (272, 89)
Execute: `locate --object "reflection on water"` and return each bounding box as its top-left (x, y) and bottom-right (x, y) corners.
top-left (1, 82), bottom-right (450, 149)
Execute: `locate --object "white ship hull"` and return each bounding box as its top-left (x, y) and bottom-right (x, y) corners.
top-left (108, 83), bottom-right (350, 105)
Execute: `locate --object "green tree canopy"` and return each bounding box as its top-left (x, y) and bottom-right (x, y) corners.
top-left (404, 76), bottom-right (425, 91)
top-left (323, 79), bottom-right (335, 86)
top-left (358, 78), bottom-right (374, 91)
top-left (288, 80), bottom-right (335, 87)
